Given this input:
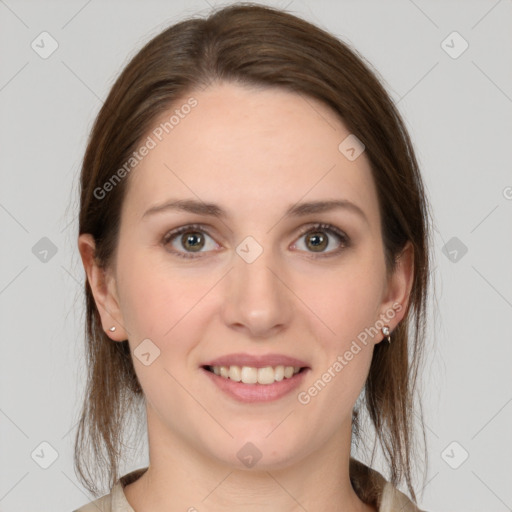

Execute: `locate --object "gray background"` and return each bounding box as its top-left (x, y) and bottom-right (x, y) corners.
top-left (1, 0), bottom-right (511, 511)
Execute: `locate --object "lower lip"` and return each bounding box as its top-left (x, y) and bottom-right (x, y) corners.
top-left (201, 367), bottom-right (309, 403)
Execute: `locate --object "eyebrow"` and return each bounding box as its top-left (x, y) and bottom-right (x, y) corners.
top-left (142, 198), bottom-right (368, 224)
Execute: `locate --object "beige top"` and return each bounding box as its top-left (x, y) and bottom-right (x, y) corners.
top-left (73, 458), bottom-right (426, 512)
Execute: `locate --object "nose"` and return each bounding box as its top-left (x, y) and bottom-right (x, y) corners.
top-left (220, 244), bottom-right (293, 339)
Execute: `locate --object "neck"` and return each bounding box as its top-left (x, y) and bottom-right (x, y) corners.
top-left (124, 404), bottom-right (375, 512)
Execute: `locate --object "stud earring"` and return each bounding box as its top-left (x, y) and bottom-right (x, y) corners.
top-left (109, 326), bottom-right (116, 332)
top-left (382, 325), bottom-right (391, 343)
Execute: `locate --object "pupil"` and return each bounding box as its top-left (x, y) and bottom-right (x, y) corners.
top-left (308, 232), bottom-right (327, 251)
top-left (183, 232), bottom-right (204, 251)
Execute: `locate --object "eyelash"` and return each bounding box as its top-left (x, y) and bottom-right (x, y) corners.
top-left (162, 222), bottom-right (350, 260)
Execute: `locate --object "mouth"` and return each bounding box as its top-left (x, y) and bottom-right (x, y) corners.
top-left (202, 364), bottom-right (309, 385)
top-left (201, 364), bottom-right (310, 403)
top-left (199, 353), bottom-right (311, 402)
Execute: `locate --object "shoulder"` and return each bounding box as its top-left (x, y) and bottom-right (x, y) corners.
top-left (349, 457), bottom-right (428, 512)
top-left (73, 492), bottom-right (112, 512)
top-left (73, 467), bottom-right (147, 512)
top-left (380, 480), bottom-right (427, 512)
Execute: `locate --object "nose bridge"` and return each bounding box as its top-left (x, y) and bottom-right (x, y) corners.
top-left (222, 237), bottom-right (292, 335)
top-left (237, 242), bottom-right (277, 294)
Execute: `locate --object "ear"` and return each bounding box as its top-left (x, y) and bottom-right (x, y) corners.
top-left (378, 240), bottom-right (415, 334)
top-left (77, 233), bottom-right (128, 342)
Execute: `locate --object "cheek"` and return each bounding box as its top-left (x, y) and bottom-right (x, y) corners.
top-left (297, 269), bottom-right (380, 415)
top-left (116, 248), bottom-right (207, 339)
top-left (115, 253), bottom-right (207, 402)
top-left (302, 258), bottom-right (386, 345)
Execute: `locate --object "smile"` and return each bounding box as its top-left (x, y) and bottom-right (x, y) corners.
top-left (205, 364), bottom-right (304, 385)
top-left (201, 365), bottom-right (309, 403)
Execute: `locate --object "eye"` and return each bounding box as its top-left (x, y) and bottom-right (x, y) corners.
top-left (162, 224), bottom-right (219, 259)
top-left (162, 222), bottom-right (350, 259)
top-left (291, 223), bottom-right (350, 258)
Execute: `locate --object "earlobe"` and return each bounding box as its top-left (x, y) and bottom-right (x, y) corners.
top-left (77, 233), bottom-right (127, 342)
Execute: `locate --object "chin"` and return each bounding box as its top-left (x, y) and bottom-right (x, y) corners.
top-left (207, 428), bottom-right (306, 471)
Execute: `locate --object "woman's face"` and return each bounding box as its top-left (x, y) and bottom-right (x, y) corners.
top-left (81, 81), bottom-right (412, 470)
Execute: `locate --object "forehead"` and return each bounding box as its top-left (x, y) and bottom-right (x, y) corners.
top-left (122, 82), bottom-right (379, 227)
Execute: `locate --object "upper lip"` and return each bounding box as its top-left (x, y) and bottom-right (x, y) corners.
top-left (202, 353), bottom-right (310, 369)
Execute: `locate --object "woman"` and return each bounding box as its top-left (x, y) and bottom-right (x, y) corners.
top-left (74, 3), bottom-right (432, 511)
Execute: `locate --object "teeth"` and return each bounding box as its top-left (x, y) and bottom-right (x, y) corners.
top-left (274, 365), bottom-right (284, 382)
top-left (241, 366), bottom-right (258, 384)
top-left (228, 365), bottom-right (241, 382)
top-left (284, 366), bottom-right (294, 379)
top-left (209, 365), bottom-right (302, 385)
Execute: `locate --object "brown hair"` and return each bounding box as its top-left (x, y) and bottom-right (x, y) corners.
top-left (76, 2), bottom-right (432, 503)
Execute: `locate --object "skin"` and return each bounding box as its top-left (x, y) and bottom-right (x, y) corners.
top-left (79, 81), bottom-right (414, 512)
